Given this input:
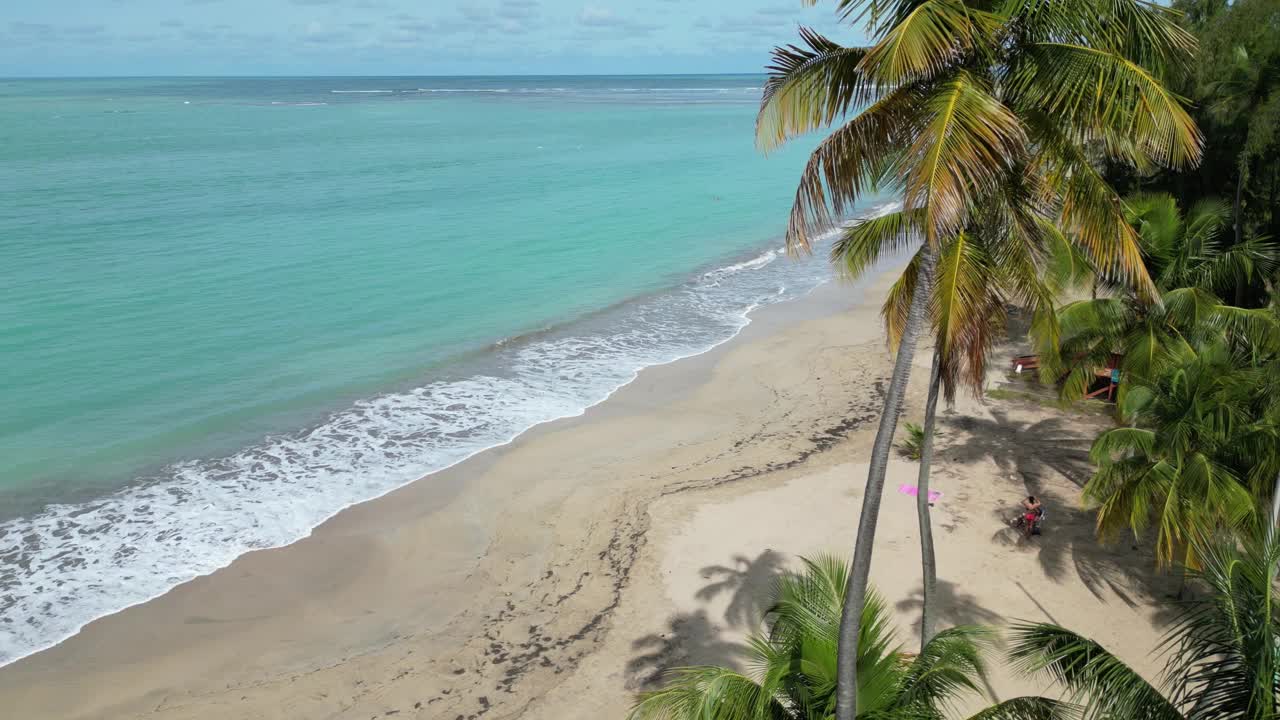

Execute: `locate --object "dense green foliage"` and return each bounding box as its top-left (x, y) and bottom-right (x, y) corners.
top-left (1158, 0), bottom-right (1280, 256)
top-left (1040, 193), bottom-right (1278, 406)
top-left (1029, 0), bottom-right (1280, 570)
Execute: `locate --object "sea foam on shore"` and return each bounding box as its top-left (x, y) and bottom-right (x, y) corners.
top-left (0, 211), bottom-right (903, 667)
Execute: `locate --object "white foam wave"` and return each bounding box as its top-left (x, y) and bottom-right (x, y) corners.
top-left (0, 234), bottom-right (843, 668)
top-left (414, 88), bottom-right (514, 93)
top-left (701, 247), bottom-right (780, 285)
top-left (330, 89), bottom-right (395, 94)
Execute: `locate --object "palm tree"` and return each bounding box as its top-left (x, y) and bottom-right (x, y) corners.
top-left (1085, 341), bottom-right (1255, 575)
top-left (628, 555), bottom-right (1066, 720)
top-left (1215, 317), bottom-right (1280, 532)
top-left (759, 4), bottom-right (1200, 713)
top-left (1009, 530), bottom-right (1280, 719)
top-left (837, 200), bottom-right (1079, 649)
top-left (1041, 194), bottom-right (1279, 404)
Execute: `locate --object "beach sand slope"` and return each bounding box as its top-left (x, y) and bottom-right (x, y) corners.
top-left (0, 278), bottom-right (1175, 719)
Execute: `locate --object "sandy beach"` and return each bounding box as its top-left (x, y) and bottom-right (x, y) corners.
top-left (0, 266), bottom-right (1177, 719)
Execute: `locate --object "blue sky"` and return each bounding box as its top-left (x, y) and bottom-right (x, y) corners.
top-left (1, 0), bottom-right (869, 77)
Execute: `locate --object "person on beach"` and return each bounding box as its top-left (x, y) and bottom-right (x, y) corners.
top-left (1020, 496), bottom-right (1043, 536)
top-left (1022, 496), bottom-right (1041, 515)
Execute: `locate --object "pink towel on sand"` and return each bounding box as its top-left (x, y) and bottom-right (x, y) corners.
top-left (898, 484), bottom-right (943, 503)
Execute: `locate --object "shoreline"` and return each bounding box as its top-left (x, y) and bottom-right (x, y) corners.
top-left (0, 249), bottom-right (905, 717)
top-left (0, 223), bottom-right (869, 671)
top-left (0, 246), bottom-right (1172, 720)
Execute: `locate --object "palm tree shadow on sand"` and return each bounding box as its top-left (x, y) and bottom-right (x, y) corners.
top-left (938, 405), bottom-right (1182, 620)
top-left (895, 578), bottom-right (1004, 629)
top-left (694, 549), bottom-right (789, 630)
top-left (625, 550), bottom-right (789, 691)
top-left (625, 610), bottom-right (747, 691)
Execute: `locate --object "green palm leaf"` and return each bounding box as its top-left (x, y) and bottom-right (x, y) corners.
top-left (880, 246), bottom-right (923, 353)
top-left (1037, 143), bottom-right (1157, 297)
top-left (855, 0), bottom-right (999, 85)
top-left (1089, 427), bottom-right (1157, 463)
top-left (627, 666), bottom-right (781, 720)
top-left (897, 625), bottom-right (993, 715)
top-left (931, 230), bottom-right (1004, 398)
top-left (758, 28), bottom-right (873, 151)
top-left (831, 208), bottom-right (923, 280)
top-left (1010, 42), bottom-right (1201, 169)
top-left (1160, 532), bottom-right (1280, 719)
top-left (781, 84), bottom-right (923, 251)
top-left (963, 696), bottom-right (1077, 720)
top-left (901, 71), bottom-right (1026, 240)
top-left (1008, 622), bottom-right (1182, 720)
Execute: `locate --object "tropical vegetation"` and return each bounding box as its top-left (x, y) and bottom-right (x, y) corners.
top-left (1011, 530), bottom-right (1280, 720)
top-left (633, 0), bottom-right (1280, 718)
top-left (1038, 192), bottom-right (1278, 405)
top-left (632, 534), bottom-right (1280, 719)
top-left (757, 0), bottom-right (1200, 715)
top-left (1158, 0), bottom-right (1280, 256)
top-left (627, 556), bottom-right (1063, 720)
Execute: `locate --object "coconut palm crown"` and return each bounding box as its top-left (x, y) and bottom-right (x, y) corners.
top-left (759, 3), bottom-right (1203, 717)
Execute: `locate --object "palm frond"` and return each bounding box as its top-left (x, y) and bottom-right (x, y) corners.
top-left (962, 696), bottom-right (1077, 720)
top-left (1008, 622), bottom-right (1182, 720)
top-left (1036, 140), bottom-right (1157, 298)
top-left (1001, 0), bottom-right (1196, 72)
top-left (1161, 532), bottom-right (1280, 719)
top-left (758, 28), bottom-right (874, 151)
top-left (627, 666), bottom-right (779, 720)
top-left (901, 71), bottom-right (1026, 240)
top-left (1214, 305), bottom-right (1280, 355)
top-left (1009, 42), bottom-right (1201, 170)
top-left (855, 0), bottom-right (999, 86)
top-left (1089, 427), bottom-right (1157, 463)
top-left (882, 246), bottom-right (924, 352)
top-left (781, 83), bottom-right (923, 252)
top-left (1198, 235), bottom-right (1280, 295)
top-left (831, 208), bottom-right (924, 280)
top-left (1124, 191), bottom-right (1183, 262)
top-left (897, 625), bottom-right (994, 714)
top-left (931, 230), bottom-right (1004, 399)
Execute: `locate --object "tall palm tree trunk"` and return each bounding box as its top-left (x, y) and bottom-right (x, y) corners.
top-left (836, 241), bottom-right (936, 720)
top-left (915, 348), bottom-right (943, 651)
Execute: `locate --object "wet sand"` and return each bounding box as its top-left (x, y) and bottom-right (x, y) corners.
top-left (0, 267), bottom-right (1175, 719)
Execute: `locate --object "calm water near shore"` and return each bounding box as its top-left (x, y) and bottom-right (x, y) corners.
top-left (0, 75), bottom-right (888, 666)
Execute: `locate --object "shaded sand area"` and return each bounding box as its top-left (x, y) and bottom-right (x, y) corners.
top-left (0, 269), bottom-right (1178, 719)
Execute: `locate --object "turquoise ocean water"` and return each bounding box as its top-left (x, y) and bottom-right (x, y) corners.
top-left (0, 76), bottom-right (887, 666)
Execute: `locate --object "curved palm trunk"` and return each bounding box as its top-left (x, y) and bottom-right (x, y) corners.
top-left (835, 241), bottom-right (936, 720)
top-left (915, 348), bottom-right (943, 651)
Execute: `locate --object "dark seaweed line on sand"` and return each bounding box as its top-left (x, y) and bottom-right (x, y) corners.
top-left (425, 380), bottom-right (888, 720)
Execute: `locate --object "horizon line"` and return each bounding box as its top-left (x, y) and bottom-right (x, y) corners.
top-left (1, 71), bottom-right (768, 80)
